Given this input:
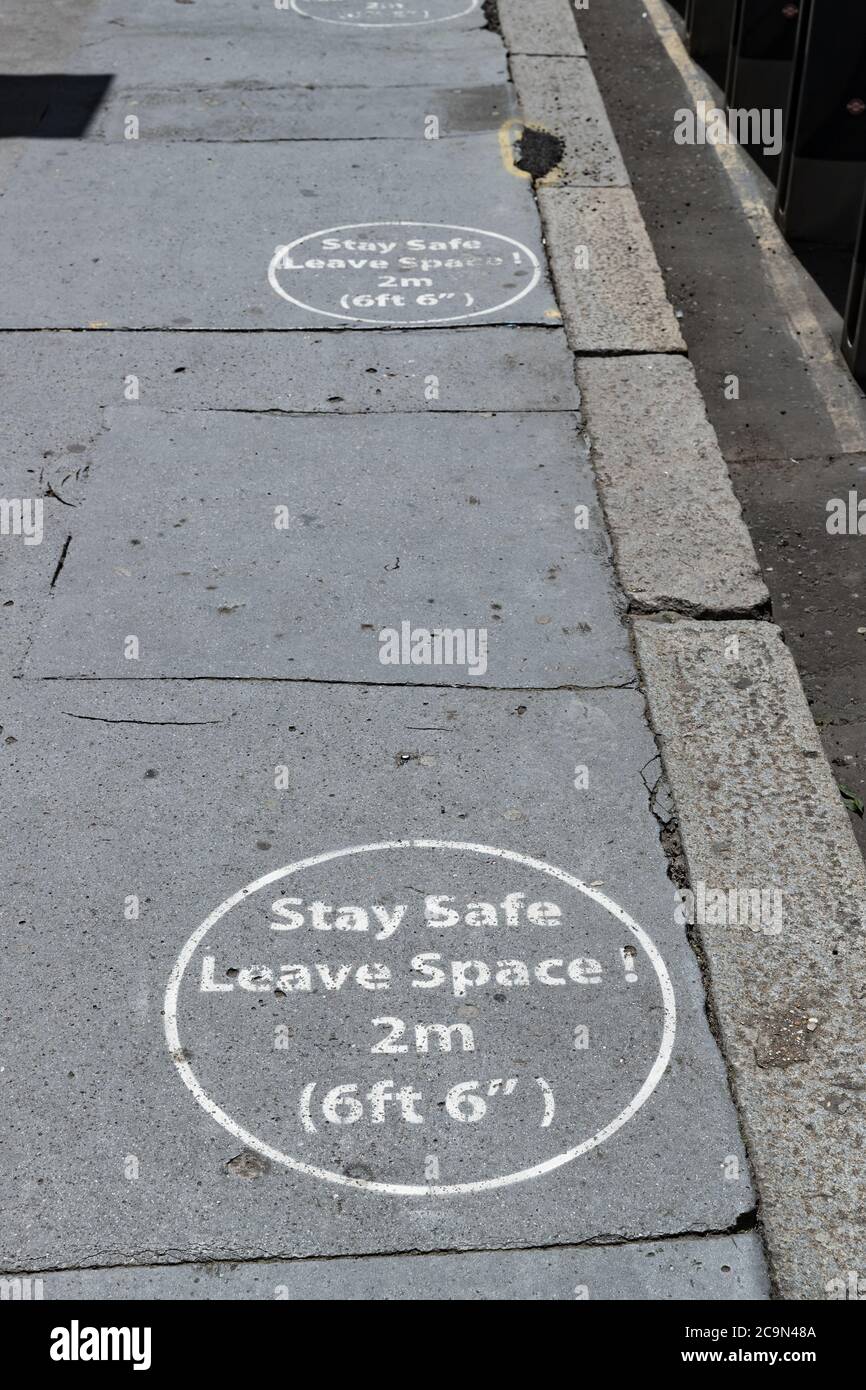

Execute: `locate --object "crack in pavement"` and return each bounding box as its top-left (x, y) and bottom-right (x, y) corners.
top-left (61, 712), bottom-right (226, 726)
top-left (0, 1212), bottom-right (759, 1280)
top-left (31, 675), bottom-right (639, 693)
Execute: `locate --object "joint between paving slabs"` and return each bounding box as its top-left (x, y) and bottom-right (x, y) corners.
top-left (29, 676), bottom-right (639, 694)
top-left (0, 323), bottom-right (568, 336)
top-left (0, 1211), bottom-right (761, 1282)
top-left (119, 137), bottom-right (492, 146)
top-left (178, 406), bottom-right (578, 418)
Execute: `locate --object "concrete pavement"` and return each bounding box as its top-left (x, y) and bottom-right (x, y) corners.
top-left (0, 0), bottom-right (861, 1301)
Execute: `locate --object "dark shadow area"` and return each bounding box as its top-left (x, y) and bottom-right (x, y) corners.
top-left (795, 243), bottom-right (854, 315)
top-left (0, 74), bottom-right (113, 138)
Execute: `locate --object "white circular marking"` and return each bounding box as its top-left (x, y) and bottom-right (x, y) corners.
top-left (267, 221), bottom-right (542, 326)
top-left (165, 840), bottom-right (676, 1197)
top-left (290, 0), bottom-right (479, 28)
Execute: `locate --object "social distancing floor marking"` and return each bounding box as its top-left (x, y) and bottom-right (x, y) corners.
top-left (268, 222), bottom-right (542, 325)
top-left (290, 0), bottom-right (480, 29)
top-left (165, 840), bottom-right (676, 1197)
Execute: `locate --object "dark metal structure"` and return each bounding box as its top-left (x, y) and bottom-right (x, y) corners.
top-left (675, 0), bottom-right (866, 386)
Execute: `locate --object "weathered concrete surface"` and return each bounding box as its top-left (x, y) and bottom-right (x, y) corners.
top-left (0, 325), bottom-right (581, 672)
top-left (91, 82), bottom-right (517, 142)
top-left (287, 0), bottom-right (484, 25)
top-left (24, 1232), bottom-right (769, 1299)
top-left (0, 0), bottom-right (99, 73)
top-left (0, 678), bottom-right (752, 1271)
top-left (0, 328), bottom-right (579, 444)
top-left (499, 0), bottom-right (585, 58)
top-left (69, 0), bottom-right (499, 89)
top-left (0, 0), bottom-right (101, 191)
top-left (578, 357), bottom-right (768, 615)
top-left (1, 139), bottom-right (557, 328)
top-left (512, 57), bottom-right (627, 188)
top-left (24, 407), bottom-right (632, 685)
top-left (537, 187), bottom-right (684, 352)
top-left (66, 36), bottom-right (505, 90)
top-left (90, 0), bottom-right (486, 32)
top-left (634, 617), bottom-right (866, 1300)
top-left (0, 0), bottom-right (774, 1302)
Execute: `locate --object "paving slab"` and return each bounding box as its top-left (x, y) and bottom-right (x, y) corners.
top-left (1, 140), bottom-right (557, 329)
top-left (0, 0), bottom-right (774, 1302)
top-left (278, 0), bottom-right (484, 27)
top-left (499, 0), bottom-right (585, 58)
top-left (23, 406), bottom-right (631, 685)
top-left (512, 57), bottom-right (628, 188)
top-left (537, 187), bottom-right (684, 352)
top-left (577, 356), bottom-right (768, 615)
top-left (634, 617), bottom-right (866, 1300)
top-left (0, 677), bottom-right (752, 1272)
top-left (0, 329), bottom-right (579, 449)
top-left (67, 0), bottom-right (500, 89)
top-left (90, 82), bottom-right (517, 142)
top-left (21, 1232), bottom-right (769, 1299)
top-left (1, 323), bottom-right (578, 719)
top-left (65, 35), bottom-right (506, 90)
top-left (0, 0), bottom-right (99, 74)
top-left (91, 0), bottom-right (486, 33)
